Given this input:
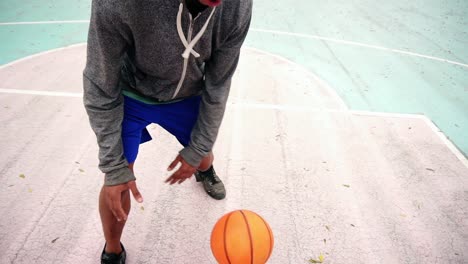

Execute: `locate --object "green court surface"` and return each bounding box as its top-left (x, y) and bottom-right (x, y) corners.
top-left (1, 0), bottom-right (467, 155)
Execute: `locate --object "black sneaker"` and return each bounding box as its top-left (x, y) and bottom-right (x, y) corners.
top-left (101, 243), bottom-right (126, 264)
top-left (195, 166), bottom-right (226, 200)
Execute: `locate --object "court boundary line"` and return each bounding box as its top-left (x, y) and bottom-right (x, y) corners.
top-left (0, 43), bottom-right (86, 70)
top-left (420, 116), bottom-right (468, 168)
top-left (351, 110), bottom-right (468, 167)
top-left (0, 88), bottom-right (82, 97)
top-left (245, 47), bottom-right (349, 110)
top-left (250, 28), bottom-right (468, 69)
top-left (1, 88), bottom-right (467, 166)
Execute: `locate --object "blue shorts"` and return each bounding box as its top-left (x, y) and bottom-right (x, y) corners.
top-left (122, 95), bottom-right (201, 163)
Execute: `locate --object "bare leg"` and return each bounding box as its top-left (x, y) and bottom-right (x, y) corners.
top-left (198, 152), bottom-right (214, 171)
top-left (99, 163), bottom-right (134, 254)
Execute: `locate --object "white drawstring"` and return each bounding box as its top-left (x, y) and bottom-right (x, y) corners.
top-left (176, 3), bottom-right (217, 59)
top-left (176, 4), bottom-right (200, 57)
top-left (172, 3), bottom-right (217, 99)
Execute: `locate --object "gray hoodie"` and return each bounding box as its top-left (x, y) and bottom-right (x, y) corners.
top-left (83, 0), bottom-right (252, 186)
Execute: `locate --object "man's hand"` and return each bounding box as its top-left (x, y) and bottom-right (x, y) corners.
top-left (166, 154), bottom-right (197, 185)
top-left (103, 180), bottom-right (143, 222)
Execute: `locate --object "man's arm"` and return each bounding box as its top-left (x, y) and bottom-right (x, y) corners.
top-left (83, 0), bottom-right (134, 186)
top-left (179, 3), bottom-right (253, 167)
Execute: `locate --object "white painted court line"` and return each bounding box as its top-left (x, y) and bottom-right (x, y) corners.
top-left (244, 46), bottom-right (349, 110)
top-left (0, 44), bottom-right (349, 109)
top-left (2, 20), bottom-right (466, 69)
top-left (0, 88), bottom-right (82, 97)
top-left (231, 102), bottom-right (420, 117)
top-left (1, 87), bottom-right (466, 167)
top-left (231, 103), bottom-right (468, 166)
top-left (0, 44), bottom-right (466, 167)
top-left (0, 43), bottom-right (86, 70)
top-left (250, 28), bottom-right (468, 69)
top-left (351, 109), bottom-right (468, 166)
top-left (420, 116), bottom-right (468, 169)
top-left (0, 20), bottom-right (89, 25)
top-left (350, 110), bottom-right (425, 119)
top-left (230, 102), bottom-right (325, 112)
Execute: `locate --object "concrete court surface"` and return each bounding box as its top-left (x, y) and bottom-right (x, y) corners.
top-left (0, 45), bottom-right (468, 264)
top-left (2, 0), bottom-right (468, 155)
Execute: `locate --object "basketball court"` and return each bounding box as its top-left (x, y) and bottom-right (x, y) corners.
top-left (1, 1), bottom-right (467, 263)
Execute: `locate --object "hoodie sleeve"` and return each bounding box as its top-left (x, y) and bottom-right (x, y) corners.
top-left (83, 0), bottom-right (135, 186)
top-left (179, 4), bottom-right (252, 167)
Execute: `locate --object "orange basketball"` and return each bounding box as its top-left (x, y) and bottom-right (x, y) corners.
top-left (211, 210), bottom-right (274, 264)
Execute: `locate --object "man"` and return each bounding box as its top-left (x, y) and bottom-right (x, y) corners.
top-left (83, 0), bottom-right (252, 263)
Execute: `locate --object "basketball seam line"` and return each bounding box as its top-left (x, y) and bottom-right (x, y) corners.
top-left (240, 210), bottom-right (254, 264)
top-left (259, 215), bottom-right (273, 260)
top-left (224, 212), bottom-right (234, 264)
